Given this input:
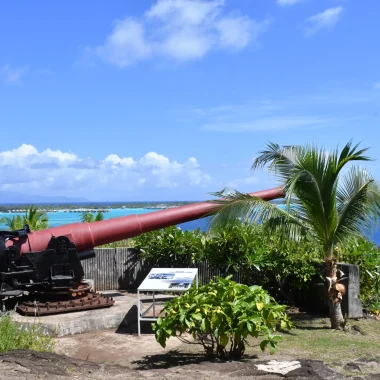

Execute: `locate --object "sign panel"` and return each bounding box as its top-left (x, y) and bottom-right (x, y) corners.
top-left (138, 268), bottom-right (198, 291)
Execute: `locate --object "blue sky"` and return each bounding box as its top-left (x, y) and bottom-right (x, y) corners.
top-left (1, 0), bottom-right (380, 201)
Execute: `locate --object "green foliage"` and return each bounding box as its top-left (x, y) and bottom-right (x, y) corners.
top-left (152, 276), bottom-right (292, 360)
top-left (202, 223), bottom-right (321, 293)
top-left (133, 226), bottom-right (204, 267)
top-left (202, 223), bottom-right (267, 274)
top-left (99, 238), bottom-right (135, 248)
top-left (133, 222), bottom-right (323, 303)
top-left (339, 236), bottom-right (380, 311)
top-left (2, 205), bottom-right (49, 231)
top-left (210, 140), bottom-right (380, 259)
top-left (0, 311), bottom-right (55, 353)
top-left (257, 229), bottom-right (322, 303)
top-left (81, 211), bottom-right (104, 223)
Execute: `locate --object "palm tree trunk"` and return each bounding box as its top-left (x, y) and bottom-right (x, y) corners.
top-left (323, 257), bottom-right (346, 330)
top-left (328, 299), bottom-right (345, 329)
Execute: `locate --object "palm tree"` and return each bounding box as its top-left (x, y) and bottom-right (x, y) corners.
top-left (95, 211), bottom-right (104, 222)
top-left (3, 215), bottom-right (24, 230)
top-left (81, 211), bottom-right (104, 223)
top-left (3, 205), bottom-right (49, 231)
top-left (210, 140), bottom-right (380, 329)
top-left (81, 212), bottom-right (94, 223)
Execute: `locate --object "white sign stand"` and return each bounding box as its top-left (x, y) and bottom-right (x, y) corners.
top-left (137, 268), bottom-right (198, 336)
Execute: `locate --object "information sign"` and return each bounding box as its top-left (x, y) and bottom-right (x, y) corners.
top-left (137, 268), bottom-right (198, 336)
top-left (138, 267), bottom-right (198, 291)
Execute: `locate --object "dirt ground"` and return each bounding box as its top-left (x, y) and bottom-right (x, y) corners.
top-left (0, 348), bottom-right (347, 380)
top-left (1, 315), bottom-right (380, 379)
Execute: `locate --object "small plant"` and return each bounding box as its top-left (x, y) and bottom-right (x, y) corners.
top-left (152, 276), bottom-right (292, 360)
top-left (0, 310), bottom-right (55, 353)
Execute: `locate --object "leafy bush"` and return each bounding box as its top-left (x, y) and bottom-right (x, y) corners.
top-left (202, 223), bottom-right (267, 274)
top-left (0, 310), bottom-right (55, 353)
top-left (152, 276), bottom-right (292, 359)
top-left (132, 222), bottom-right (323, 304)
top-left (339, 236), bottom-right (380, 311)
top-left (100, 238), bottom-right (135, 248)
top-left (114, 220), bottom-right (380, 313)
top-left (258, 230), bottom-right (322, 303)
top-left (202, 223), bottom-right (322, 303)
top-left (133, 226), bottom-right (204, 267)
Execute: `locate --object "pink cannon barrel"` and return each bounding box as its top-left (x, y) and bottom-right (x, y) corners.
top-left (6, 186), bottom-right (284, 255)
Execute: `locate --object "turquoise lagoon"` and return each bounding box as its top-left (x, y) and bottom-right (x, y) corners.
top-left (0, 208), bottom-right (210, 233)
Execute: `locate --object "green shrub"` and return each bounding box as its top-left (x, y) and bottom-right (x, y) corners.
top-left (100, 238), bottom-right (135, 248)
top-left (339, 236), bottom-right (380, 311)
top-left (202, 223), bottom-right (268, 274)
top-left (152, 276), bottom-right (292, 359)
top-left (108, 220), bottom-right (380, 313)
top-left (132, 222), bottom-right (323, 304)
top-left (202, 223), bottom-right (322, 303)
top-left (133, 226), bottom-right (204, 267)
top-left (0, 311), bottom-right (55, 353)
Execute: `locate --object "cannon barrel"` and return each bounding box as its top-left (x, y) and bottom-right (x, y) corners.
top-left (6, 186), bottom-right (284, 255)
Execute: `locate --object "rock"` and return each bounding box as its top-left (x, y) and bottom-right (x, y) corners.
top-left (343, 362), bottom-right (361, 371)
top-left (352, 325), bottom-right (366, 335)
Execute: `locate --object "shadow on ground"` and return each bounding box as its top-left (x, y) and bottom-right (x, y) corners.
top-left (131, 349), bottom-right (258, 370)
top-left (114, 304), bottom-right (155, 335)
top-left (131, 350), bottom-right (212, 370)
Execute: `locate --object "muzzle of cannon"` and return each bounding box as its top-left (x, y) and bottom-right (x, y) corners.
top-left (0, 186), bottom-right (284, 315)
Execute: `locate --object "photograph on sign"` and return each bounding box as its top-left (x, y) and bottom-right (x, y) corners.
top-left (148, 273), bottom-right (175, 280)
top-left (139, 268), bottom-right (197, 291)
top-left (169, 283), bottom-right (190, 289)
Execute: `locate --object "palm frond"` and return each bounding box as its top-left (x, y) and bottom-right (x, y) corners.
top-left (211, 140), bottom-right (377, 258)
top-left (208, 188), bottom-right (308, 240)
top-left (251, 142), bottom-right (283, 170)
top-left (337, 139), bottom-right (372, 173)
top-left (251, 142), bottom-right (300, 184)
top-left (335, 166), bottom-right (380, 243)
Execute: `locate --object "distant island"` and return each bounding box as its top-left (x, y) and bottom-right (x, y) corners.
top-left (0, 201), bottom-right (194, 213)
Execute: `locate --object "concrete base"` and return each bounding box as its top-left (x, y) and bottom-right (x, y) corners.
top-left (11, 291), bottom-right (172, 337)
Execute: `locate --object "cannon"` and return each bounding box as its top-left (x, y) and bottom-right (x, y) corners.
top-left (0, 186), bottom-right (284, 315)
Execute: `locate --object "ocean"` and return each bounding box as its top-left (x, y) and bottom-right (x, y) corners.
top-left (0, 208), bottom-right (379, 245)
top-left (0, 208), bottom-right (211, 234)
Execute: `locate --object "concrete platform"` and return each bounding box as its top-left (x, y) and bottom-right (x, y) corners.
top-left (12, 291), bottom-right (174, 337)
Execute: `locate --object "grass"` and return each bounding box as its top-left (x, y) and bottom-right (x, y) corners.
top-left (0, 310), bottom-right (55, 353)
top-left (173, 311), bottom-right (380, 368)
top-left (241, 312), bottom-right (380, 369)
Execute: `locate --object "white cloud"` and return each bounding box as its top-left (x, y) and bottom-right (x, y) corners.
top-left (87, 0), bottom-right (269, 67)
top-left (374, 81), bottom-right (380, 89)
top-left (0, 64), bottom-right (27, 85)
top-left (104, 154), bottom-right (136, 168)
top-left (200, 116), bottom-right (334, 132)
top-left (0, 144), bottom-right (211, 198)
top-left (92, 18), bottom-right (152, 67)
top-left (277, 0), bottom-right (304, 6)
top-left (304, 7), bottom-right (344, 37)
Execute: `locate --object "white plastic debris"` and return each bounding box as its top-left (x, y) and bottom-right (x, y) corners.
top-left (256, 360), bottom-right (302, 375)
